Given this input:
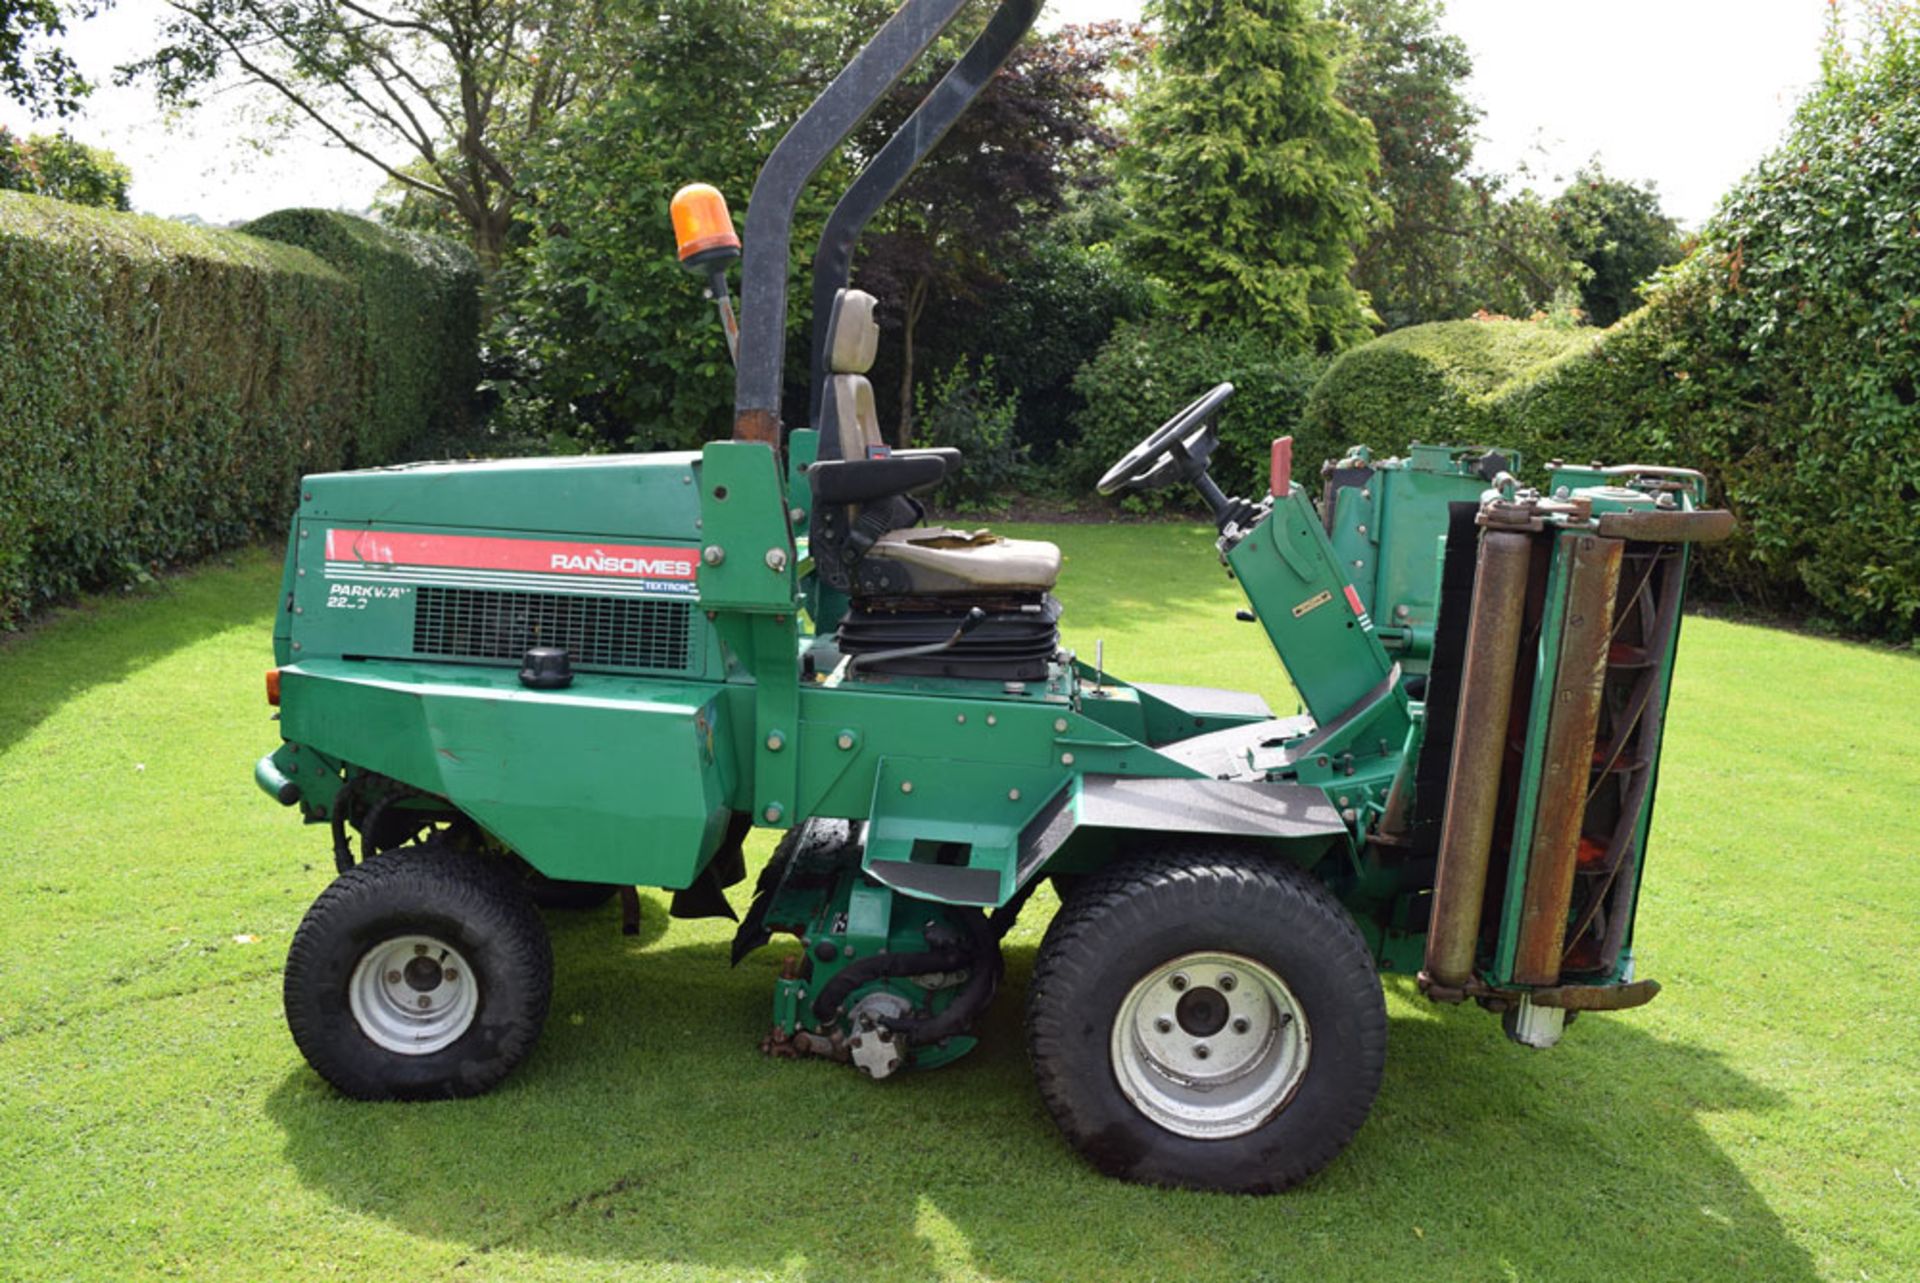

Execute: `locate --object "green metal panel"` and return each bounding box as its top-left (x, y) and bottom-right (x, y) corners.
top-left (1324, 445), bottom-right (1513, 674)
top-left (278, 659), bottom-right (737, 887)
top-left (1226, 488), bottom-right (1401, 728)
top-left (862, 757), bottom-right (1067, 905)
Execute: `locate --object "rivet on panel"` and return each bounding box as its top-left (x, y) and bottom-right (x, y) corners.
top-left (1061, 752), bottom-right (1075, 766)
top-left (900, 781), bottom-right (914, 794)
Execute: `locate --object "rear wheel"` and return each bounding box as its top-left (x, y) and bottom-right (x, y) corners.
top-left (1026, 849), bottom-right (1386, 1193)
top-left (285, 843), bottom-right (553, 1099)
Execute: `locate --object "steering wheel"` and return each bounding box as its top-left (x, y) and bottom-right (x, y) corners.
top-left (1096, 382), bottom-right (1236, 496)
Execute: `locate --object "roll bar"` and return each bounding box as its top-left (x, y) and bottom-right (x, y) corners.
top-left (731, 0), bottom-right (1042, 447)
top-left (806, 0), bottom-right (1042, 441)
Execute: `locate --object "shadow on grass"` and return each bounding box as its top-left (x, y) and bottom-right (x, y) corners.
top-left (265, 922), bottom-right (1819, 1282)
top-left (0, 549), bottom-right (280, 757)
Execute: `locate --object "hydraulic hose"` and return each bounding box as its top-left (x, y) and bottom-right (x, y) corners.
top-left (882, 909), bottom-right (1000, 1047)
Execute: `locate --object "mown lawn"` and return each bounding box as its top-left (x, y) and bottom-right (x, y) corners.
top-left (2, 524), bottom-right (1915, 1283)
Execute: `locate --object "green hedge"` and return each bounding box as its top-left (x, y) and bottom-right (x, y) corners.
top-left (242, 209), bottom-right (479, 461)
top-left (1297, 319), bottom-right (1589, 472)
top-left (0, 195), bottom-right (478, 628)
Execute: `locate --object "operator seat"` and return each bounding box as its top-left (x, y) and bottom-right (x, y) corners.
top-left (811, 289), bottom-right (1061, 598)
top-left (809, 289), bottom-right (1063, 679)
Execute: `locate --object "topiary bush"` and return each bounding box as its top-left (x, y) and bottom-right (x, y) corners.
top-left (0, 195), bottom-right (479, 629)
top-left (1070, 320), bottom-right (1328, 508)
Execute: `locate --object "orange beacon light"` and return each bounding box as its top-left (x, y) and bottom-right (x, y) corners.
top-left (671, 183), bottom-right (741, 270)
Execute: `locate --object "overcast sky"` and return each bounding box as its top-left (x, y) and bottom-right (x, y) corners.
top-left (3, 0), bottom-right (1830, 230)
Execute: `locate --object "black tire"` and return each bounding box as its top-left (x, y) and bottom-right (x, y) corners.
top-left (285, 843), bottom-right (554, 1100)
top-left (1026, 849), bottom-right (1387, 1193)
top-left (519, 864), bottom-right (621, 912)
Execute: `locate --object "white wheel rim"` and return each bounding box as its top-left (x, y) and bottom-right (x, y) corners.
top-left (1110, 950), bottom-right (1310, 1140)
top-left (348, 934), bottom-right (479, 1055)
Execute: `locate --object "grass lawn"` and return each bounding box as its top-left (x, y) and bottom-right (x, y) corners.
top-left (2, 523), bottom-right (1916, 1282)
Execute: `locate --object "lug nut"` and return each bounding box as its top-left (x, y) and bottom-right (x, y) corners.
top-left (414, 944), bottom-right (429, 956)
top-left (1193, 1044), bottom-right (1210, 1060)
top-left (1155, 1017), bottom-right (1173, 1033)
top-left (443, 969), bottom-right (458, 983)
top-left (416, 995), bottom-right (432, 1009)
top-left (1232, 1017), bottom-right (1251, 1034)
top-left (1218, 973), bottom-right (1237, 991)
top-left (1169, 973), bottom-right (1189, 992)
top-left (386, 970), bottom-right (402, 984)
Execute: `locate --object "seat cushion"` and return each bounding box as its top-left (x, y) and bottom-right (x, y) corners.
top-left (864, 526), bottom-right (1062, 594)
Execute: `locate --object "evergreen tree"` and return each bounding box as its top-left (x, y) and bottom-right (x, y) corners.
top-left (1119, 0), bottom-right (1380, 350)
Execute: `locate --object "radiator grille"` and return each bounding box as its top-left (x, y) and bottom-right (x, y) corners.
top-left (411, 586), bottom-right (692, 671)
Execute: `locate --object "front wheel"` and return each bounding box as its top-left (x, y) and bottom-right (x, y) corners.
top-left (285, 843), bottom-right (554, 1099)
top-left (1026, 850), bottom-right (1386, 1193)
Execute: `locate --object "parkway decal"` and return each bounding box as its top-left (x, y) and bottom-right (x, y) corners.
top-left (322, 528), bottom-right (700, 599)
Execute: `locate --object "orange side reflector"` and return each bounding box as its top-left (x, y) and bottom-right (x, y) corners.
top-left (265, 668), bottom-right (282, 706)
top-left (1270, 435), bottom-right (1294, 497)
top-left (670, 183), bottom-right (740, 264)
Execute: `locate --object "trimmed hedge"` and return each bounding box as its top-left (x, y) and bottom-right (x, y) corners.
top-left (242, 209), bottom-right (479, 461)
top-left (1296, 319), bottom-right (1588, 471)
top-left (0, 195), bottom-right (478, 628)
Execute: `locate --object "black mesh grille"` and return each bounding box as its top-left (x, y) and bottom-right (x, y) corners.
top-left (411, 586), bottom-right (691, 671)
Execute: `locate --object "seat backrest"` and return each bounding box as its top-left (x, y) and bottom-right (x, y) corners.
top-left (823, 289), bottom-right (883, 461)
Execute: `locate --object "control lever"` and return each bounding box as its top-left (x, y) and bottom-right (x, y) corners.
top-left (846, 607), bottom-right (988, 676)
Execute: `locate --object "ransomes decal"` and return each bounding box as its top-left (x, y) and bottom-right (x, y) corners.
top-left (323, 528), bottom-right (699, 599)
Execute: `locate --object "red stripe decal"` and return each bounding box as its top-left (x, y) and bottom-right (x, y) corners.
top-left (1343, 584), bottom-right (1365, 615)
top-left (325, 529), bottom-right (697, 582)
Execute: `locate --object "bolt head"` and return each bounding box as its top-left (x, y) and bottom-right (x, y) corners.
top-left (764, 547), bottom-right (788, 572)
top-left (900, 780), bottom-right (914, 794)
top-left (701, 545), bottom-right (725, 566)
top-left (1154, 1017), bottom-right (1173, 1034)
top-left (1061, 752), bottom-right (1075, 766)
top-left (1193, 1043), bottom-right (1210, 1060)
top-left (386, 970), bottom-right (402, 985)
top-left (1232, 1017), bottom-right (1251, 1034)
top-left (1217, 973), bottom-right (1237, 992)
top-left (416, 995), bottom-right (432, 1009)
top-left (414, 943), bottom-right (429, 956)
top-left (836, 732), bottom-right (854, 750)
top-left (1054, 718), bottom-right (1068, 733)
top-left (1008, 788), bottom-right (1021, 802)
top-left (442, 969), bottom-right (458, 983)
top-left (1169, 973), bottom-right (1189, 992)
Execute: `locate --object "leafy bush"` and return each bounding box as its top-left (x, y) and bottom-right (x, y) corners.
top-left (912, 358), bottom-right (1023, 509)
top-left (243, 209), bottom-right (480, 460)
top-left (1297, 318), bottom-right (1589, 468)
top-left (930, 237), bottom-right (1156, 460)
top-left (0, 195), bottom-right (478, 628)
top-left (0, 128), bottom-right (131, 210)
top-left (1070, 320), bottom-right (1328, 507)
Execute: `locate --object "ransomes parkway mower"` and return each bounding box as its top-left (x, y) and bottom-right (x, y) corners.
top-left (254, 0), bottom-right (1735, 1191)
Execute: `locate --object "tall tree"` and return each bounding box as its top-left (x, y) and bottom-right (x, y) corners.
top-left (1, 1), bottom-right (91, 117)
top-left (1119, 0), bottom-right (1380, 350)
top-left (857, 21), bottom-right (1135, 445)
top-left (1327, 0), bottom-right (1580, 327)
top-left (1551, 161), bottom-right (1684, 326)
top-left (122, 1), bottom-right (615, 268)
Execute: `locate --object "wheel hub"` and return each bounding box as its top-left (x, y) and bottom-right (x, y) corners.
top-left (348, 933), bottom-right (478, 1055)
top-left (1110, 951), bottom-right (1310, 1139)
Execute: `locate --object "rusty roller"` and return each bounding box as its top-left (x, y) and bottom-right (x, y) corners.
top-left (1424, 529), bottom-right (1534, 990)
top-left (1512, 533), bottom-right (1624, 986)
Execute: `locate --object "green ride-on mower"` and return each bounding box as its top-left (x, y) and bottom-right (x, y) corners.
top-left (254, 0), bottom-right (1735, 1193)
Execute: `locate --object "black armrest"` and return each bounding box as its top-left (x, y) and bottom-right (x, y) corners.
top-left (808, 454), bottom-right (948, 504)
top-left (891, 447), bottom-right (962, 470)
